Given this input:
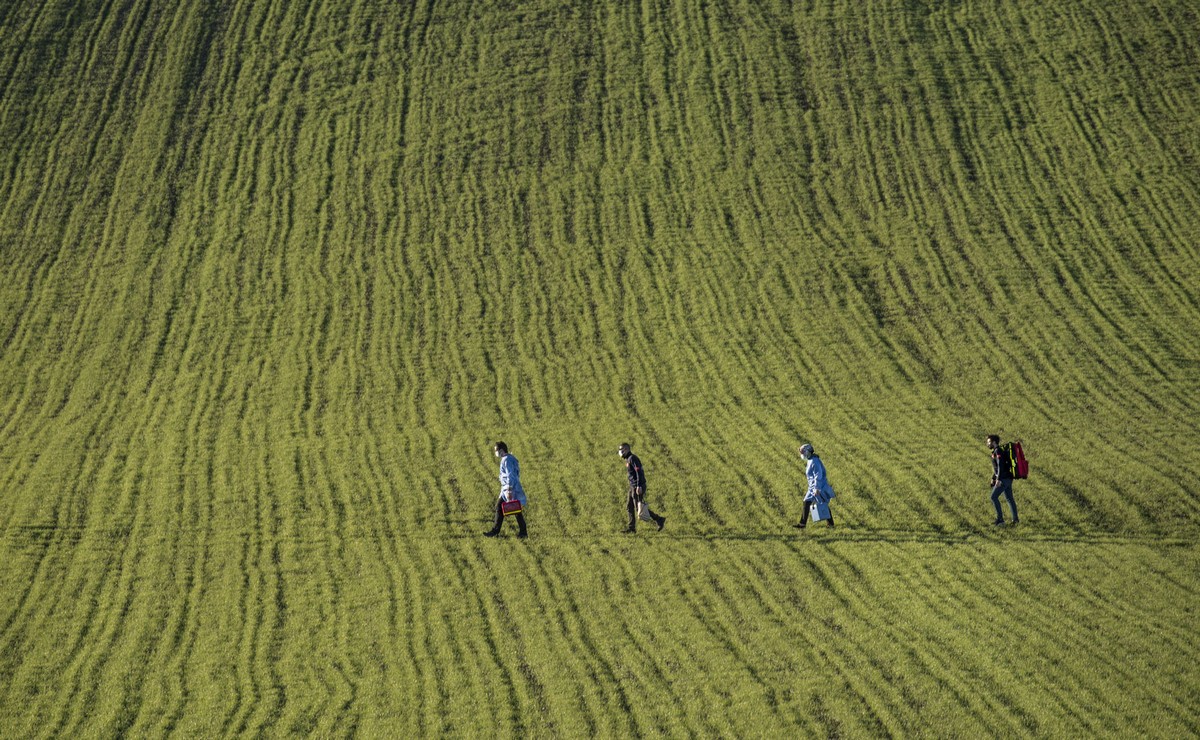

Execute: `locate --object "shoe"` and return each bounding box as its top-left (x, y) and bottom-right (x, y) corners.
top-left (793, 523), bottom-right (806, 529)
top-left (1011, 518), bottom-right (1019, 525)
top-left (517, 531), bottom-right (528, 539)
top-left (623, 527), bottom-right (636, 534)
top-left (992, 520), bottom-right (1005, 527)
top-left (657, 516), bottom-right (666, 531)
top-left (484, 530), bottom-right (500, 537)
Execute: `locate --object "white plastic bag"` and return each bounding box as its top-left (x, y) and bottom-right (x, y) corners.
top-left (636, 500), bottom-right (655, 522)
top-left (809, 499), bottom-right (831, 521)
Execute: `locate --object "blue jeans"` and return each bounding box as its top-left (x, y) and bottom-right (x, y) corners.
top-left (991, 479), bottom-right (1018, 522)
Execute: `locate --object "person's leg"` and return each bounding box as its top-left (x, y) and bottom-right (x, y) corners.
top-left (1004, 481), bottom-right (1018, 523)
top-left (485, 499), bottom-right (503, 536)
top-left (626, 488), bottom-right (637, 532)
top-left (990, 485), bottom-right (1006, 523)
top-left (795, 499), bottom-right (811, 528)
top-left (515, 512), bottom-right (527, 537)
top-left (641, 494), bottom-right (665, 530)
top-left (826, 511), bottom-right (835, 527)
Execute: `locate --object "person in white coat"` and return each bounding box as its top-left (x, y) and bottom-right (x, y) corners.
top-left (484, 441), bottom-right (527, 538)
top-left (794, 443), bottom-right (835, 529)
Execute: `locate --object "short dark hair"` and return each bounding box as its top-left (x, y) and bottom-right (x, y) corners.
top-left (986, 434), bottom-right (1000, 445)
top-left (494, 441), bottom-right (508, 453)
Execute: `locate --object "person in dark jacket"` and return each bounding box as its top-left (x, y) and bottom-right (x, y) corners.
top-left (619, 443), bottom-right (665, 533)
top-left (986, 434), bottom-right (1019, 526)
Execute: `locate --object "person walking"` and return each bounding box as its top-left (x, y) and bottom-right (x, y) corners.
top-left (484, 441), bottom-right (527, 538)
top-left (619, 443), bottom-right (665, 533)
top-left (986, 434), bottom-right (1019, 526)
top-left (794, 443), bottom-right (835, 529)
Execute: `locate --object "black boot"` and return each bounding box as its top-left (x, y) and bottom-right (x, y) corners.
top-left (485, 502), bottom-right (504, 537)
top-left (795, 503), bottom-right (811, 529)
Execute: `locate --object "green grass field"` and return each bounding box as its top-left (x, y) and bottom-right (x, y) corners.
top-left (2, 0), bottom-right (1199, 736)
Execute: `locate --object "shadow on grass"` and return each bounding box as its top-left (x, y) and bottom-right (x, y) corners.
top-left (438, 520), bottom-right (1197, 547)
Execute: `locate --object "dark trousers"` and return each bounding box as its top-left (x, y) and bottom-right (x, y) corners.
top-left (991, 479), bottom-right (1018, 522)
top-left (799, 499), bottom-right (835, 527)
top-left (626, 488), bottom-right (662, 531)
top-left (489, 498), bottom-right (526, 535)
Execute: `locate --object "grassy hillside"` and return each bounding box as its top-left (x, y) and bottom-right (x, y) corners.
top-left (2, 0), bottom-right (1198, 736)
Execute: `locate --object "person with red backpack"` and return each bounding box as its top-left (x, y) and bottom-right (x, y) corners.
top-left (986, 434), bottom-right (1020, 526)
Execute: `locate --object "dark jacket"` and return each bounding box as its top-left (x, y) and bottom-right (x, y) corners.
top-left (626, 453), bottom-right (647, 490)
top-left (992, 444), bottom-right (1014, 481)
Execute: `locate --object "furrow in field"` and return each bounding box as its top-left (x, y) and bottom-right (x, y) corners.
top-left (220, 444), bottom-right (284, 736)
top-left (793, 547), bottom-right (951, 735)
top-left (352, 420), bottom-right (430, 736)
top-left (603, 540), bottom-right (792, 733)
top-left (660, 541), bottom-right (858, 735)
top-left (825, 543), bottom-right (1032, 733)
top-left (308, 449), bottom-right (361, 735)
top-left (957, 541), bottom-right (1190, 731)
top-left (745, 542), bottom-right (950, 735)
top-left (532, 539), bottom-right (708, 736)
top-left (154, 370), bottom-right (255, 735)
top-left (623, 541), bottom-right (788, 736)
top-left (820, 543), bottom-right (1060, 735)
top-left (956, 539), bottom-right (1190, 734)
top-left (407, 518), bottom-right (478, 735)
top-left (0, 436), bottom-right (127, 736)
top-left (47, 389), bottom-right (181, 736)
top-left (0, 0), bottom-right (164, 439)
top-left (1027, 545), bottom-right (1200, 727)
top-left (2, 198), bottom-right (199, 736)
top-left (430, 540), bottom-right (534, 734)
top-left (0, 1), bottom-right (57, 119)
top-left (110, 354), bottom-right (225, 735)
top-left (884, 543), bottom-right (1112, 733)
top-left (572, 540), bottom-right (720, 736)
top-left (41, 0), bottom-right (252, 722)
top-left (1045, 541), bottom-right (1200, 656)
top-left (495, 539), bottom-right (651, 736)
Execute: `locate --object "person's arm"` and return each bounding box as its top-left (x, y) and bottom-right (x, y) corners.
top-left (814, 461), bottom-right (830, 501)
top-left (501, 458), bottom-right (515, 500)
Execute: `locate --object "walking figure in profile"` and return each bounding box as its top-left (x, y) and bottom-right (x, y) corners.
top-left (986, 434), bottom-right (1019, 526)
top-left (484, 441), bottom-right (527, 538)
top-left (794, 443), bottom-right (836, 529)
top-left (619, 443), bottom-right (665, 533)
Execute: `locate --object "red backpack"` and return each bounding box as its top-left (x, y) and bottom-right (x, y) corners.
top-left (1007, 440), bottom-right (1029, 479)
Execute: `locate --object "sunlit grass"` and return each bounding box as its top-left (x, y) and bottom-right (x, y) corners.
top-left (1, 0), bottom-right (1198, 735)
